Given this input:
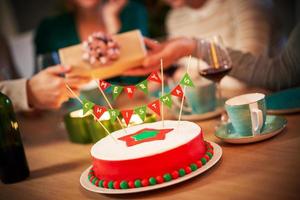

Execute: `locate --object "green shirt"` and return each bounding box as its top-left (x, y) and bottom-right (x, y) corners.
top-left (34, 1), bottom-right (148, 85)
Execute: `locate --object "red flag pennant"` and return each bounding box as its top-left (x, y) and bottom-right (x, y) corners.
top-left (99, 80), bottom-right (111, 91)
top-left (124, 85), bottom-right (136, 98)
top-left (121, 109), bottom-right (134, 126)
top-left (147, 71), bottom-right (162, 84)
top-left (93, 105), bottom-right (107, 119)
top-left (147, 99), bottom-right (161, 116)
top-left (171, 85), bottom-right (184, 98)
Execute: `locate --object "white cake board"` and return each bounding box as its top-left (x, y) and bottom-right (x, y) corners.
top-left (80, 142), bottom-right (222, 194)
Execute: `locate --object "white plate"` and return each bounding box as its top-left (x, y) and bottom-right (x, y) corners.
top-left (80, 142), bottom-right (222, 194)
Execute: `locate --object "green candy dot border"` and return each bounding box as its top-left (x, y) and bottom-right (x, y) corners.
top-left (149, 177), bottom-right (157, 185)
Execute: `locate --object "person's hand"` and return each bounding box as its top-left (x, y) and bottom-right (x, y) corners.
top-left (26, 65), bottom-right (90, 109)
top-left (124, 37), bottom-right (196, 76)
top-left (102, 0), bottom-right (128, 34)
top-left (143, 37), bottom-right (196, 68)
top-left (123, 38), bottom-right (161, 76)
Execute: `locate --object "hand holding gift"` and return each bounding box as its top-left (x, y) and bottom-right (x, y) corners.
top-left (27, 65), bottom-right (90, 109)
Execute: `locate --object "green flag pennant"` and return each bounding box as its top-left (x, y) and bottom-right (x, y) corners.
top-left (180, 73), bottom-right (194, 87)
top-left (108, 109), bottom-right (120, 123)
top-left (82, 98), bottom-right (95, 115)
top-left (134, 105), bottom-right (147, 121)
top-left (111, 85), bottom-right (124, 100)
top-left (136, 80), bottom-right (148, 94)
top-left (159, 94), bottom-right (172, 108)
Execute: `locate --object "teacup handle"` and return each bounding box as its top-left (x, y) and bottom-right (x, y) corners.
top-left (250, 108), bottom-right (263, 135)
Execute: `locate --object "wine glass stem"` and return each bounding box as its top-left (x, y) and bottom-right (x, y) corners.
top-left (217, 82), bottom-right (222, 104)
top-left (217, 81), bottom-right (227, 126)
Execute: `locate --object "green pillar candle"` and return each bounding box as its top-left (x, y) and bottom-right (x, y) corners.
top-left (86, 118), bottom-right (113, 143)
top-left (144, 113), bottom-right (157, 123)
top-left (64, 109), bottom-right (93, 144)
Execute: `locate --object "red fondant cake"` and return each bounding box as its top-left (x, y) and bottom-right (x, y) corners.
top-left (88, 120), bottom-right (213, 189)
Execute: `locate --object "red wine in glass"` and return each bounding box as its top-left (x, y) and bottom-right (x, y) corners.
top-left (199, 65), bottom-right (232, 83)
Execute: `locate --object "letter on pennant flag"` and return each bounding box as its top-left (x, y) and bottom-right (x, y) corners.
top-left (82, 99), bottom-right (95, 115)
top-left (108, 109), bottom-right (120, 123)
top-left (171, 84), bottom-right (184, 98)
top-left (134, 105), bottom-right (147, 121)
top-left (147, 99), bottom-right (161, 116)
top-left (160, 94), bottom-right (172, 108)
top-left (124, 85), bottom-right (135, 98)
top-left (93, 105), bottom-right (107, 119)
top-left (99, 80), bottom-right (111, 91)
top-left (121, 110), bottom-right (134, 126)
top-left (180, 73), bottom-right (194, 87)
top-left (136, 80), bottom-right (148, 94)
top-left (147, 71), bottom-right (162, 84)
top-left (112, 85), bottom-right (123, 100)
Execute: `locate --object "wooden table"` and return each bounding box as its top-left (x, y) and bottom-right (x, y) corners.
top-left (1, 108), bottom-right (300, 200)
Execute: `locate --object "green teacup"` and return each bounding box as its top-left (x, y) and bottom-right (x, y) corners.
top-left (225, 93), bottom-right (266, 136)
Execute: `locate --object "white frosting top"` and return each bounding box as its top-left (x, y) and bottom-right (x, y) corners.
top-left (91, 120), bottom-right (201, 161)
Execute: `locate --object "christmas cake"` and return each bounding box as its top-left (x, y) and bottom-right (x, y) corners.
top-left (88, 120), bottom-right (213, 189)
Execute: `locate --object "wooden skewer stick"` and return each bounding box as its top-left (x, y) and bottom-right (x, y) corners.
top-left (160, 58), bottom-right (164, 128)
top-left (178, 55), bottom-right (192, 125)
top-left (65, 84), bottom-right (117, 142)
top-left (93, 79), bottom-right (128, 133)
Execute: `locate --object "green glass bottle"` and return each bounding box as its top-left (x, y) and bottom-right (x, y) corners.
top-left (0, 92), bottom-right (29, 183)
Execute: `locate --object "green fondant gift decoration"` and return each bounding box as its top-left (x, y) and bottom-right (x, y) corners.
top-left (180, 73), bottom-right (194, 87)
top-left (160, 94), bottom-right (172, 108)
top-left (108, 109), bottom-right (120, 123)
top-left (118, 128), bottom-right (173, 147)
top-left (136, 80), bottom-right (148, 94)
top-left (82, 98), bottom-right (95, 115)
top-left (134, 105), bottom-right (147, 121)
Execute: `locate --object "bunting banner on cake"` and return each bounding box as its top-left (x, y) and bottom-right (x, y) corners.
top-left (93, 105), bottom-right (107, 119)
top-left (134, 105), bottom-right (147, 121)
top-left (170, 84), bottom-right (184, 98)
top-left (147, 71), bottom-right (162, 84)
top-left (136, 80), bottom-right (148, 95)
top-left (147, 99), bottom-right (161, 116)
top-left (82, 99), bottom-right (95, 115)
top-left (111, 85), bottom-right (123, 100)
top-left (121, 109), bottom-right (134, 126)
top-left (97, 71), bottom-right (161, 99)
top-left (80, 72), bottom-right (194, 122)
top-left (124, 85), bottom-right (136, 99)
top-left (180, 73), bottom-right (194, 87)
top-left (108, 109), bottom-right (120, 123)
top-left (99, 80), bottom-right (111, 91)
top-left (160, 94), bottom-right (172, 108)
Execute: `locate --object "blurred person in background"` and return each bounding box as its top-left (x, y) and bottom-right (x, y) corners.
top-left (34, 0), bottom-right (148, 85)
top-left (162, 0), bottom-right (277, 91)
top-left (127, 22), bottom-right (300, 91)
top-left (0, 33), bottom-right (89, 111)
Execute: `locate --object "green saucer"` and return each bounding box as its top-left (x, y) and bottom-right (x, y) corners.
top-left (215, 115), bottom-right (287, 144)
top-left (266, 87), bottom-right (300, 114)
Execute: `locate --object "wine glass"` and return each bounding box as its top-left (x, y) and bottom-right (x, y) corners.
top-left (197, 36), bottom-right (232, 126)
top-left (36, 52), bottom-right (60, 71)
